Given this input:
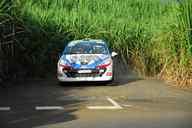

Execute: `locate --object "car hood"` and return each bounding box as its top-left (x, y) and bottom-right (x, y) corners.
top-left (61, 54), bottom-right (110, 69)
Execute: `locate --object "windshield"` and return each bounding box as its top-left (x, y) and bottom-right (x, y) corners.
top-left (63, 41), bottom-right (109, 54)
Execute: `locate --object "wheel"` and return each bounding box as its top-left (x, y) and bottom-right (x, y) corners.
top-left (58, 81), bottom-right (64, 86)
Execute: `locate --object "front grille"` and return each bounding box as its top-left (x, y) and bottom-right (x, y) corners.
top-left (75, 73), bottom-right (98, 77)
top-left (64, 69), bottom-right (104, 78)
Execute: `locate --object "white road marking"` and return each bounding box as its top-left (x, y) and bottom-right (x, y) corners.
top-left (0, 107), bottom-right (11, 111)
top-left (9, 118), bottom-right (29, 124)
top-left (87, 106), bottom-right (121, 109)
top-left (87, 96), bottom-right (122, 110)
top-left (106, 97), bottom-right (122, 108)
top-left (122, 104), bottom-right (133, 107)
top-left (35, 106), bottom-right (64, 110)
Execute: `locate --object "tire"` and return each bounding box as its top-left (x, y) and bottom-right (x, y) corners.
top-left (58, 81), bottom-right (64, 86)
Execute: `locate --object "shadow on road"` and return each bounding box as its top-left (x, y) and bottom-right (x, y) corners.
top-left (0, 56), bottom-right (142, 128)
top-left (0, 80), bottom-right (83, 128)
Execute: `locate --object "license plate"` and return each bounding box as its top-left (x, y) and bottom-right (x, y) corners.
top-left (78, 70), bottom-right (92, 73)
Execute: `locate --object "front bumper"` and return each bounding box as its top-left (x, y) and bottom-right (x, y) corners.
top-left (57, 66), bottom-right (113, 82)
top-left (57, 75), bottom-right (112, 82)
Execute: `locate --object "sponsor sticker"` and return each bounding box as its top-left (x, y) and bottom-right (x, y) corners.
top-left (78, 70), bottom-right (92, 73)
top-left (106, 72), bottom-right (112, 76)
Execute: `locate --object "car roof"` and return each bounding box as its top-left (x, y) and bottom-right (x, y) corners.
top-left (67, 39), bottom-right (106, 47)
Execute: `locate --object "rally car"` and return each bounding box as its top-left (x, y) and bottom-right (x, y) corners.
top-left (57, 39), bottom-right (117, 82)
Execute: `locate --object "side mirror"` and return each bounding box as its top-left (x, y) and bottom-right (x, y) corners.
top-left (58, 53), bottom-right (62, 58)
top-left (111, 51), bottom-right (118, 57)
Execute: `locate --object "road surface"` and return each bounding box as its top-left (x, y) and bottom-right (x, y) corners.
top-left (0, 60), bottom-right (192, 128)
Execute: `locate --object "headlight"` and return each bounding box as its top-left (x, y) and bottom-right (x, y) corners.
top-left (96, 58), bottom-right (112, 69)
top-left (58, 59), bottom-right (72, 71)
top-left (59, 59), bottom-right (66, 65)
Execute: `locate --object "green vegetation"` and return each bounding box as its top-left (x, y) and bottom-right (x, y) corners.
top-left (1, 0), bottom-right (192, 87)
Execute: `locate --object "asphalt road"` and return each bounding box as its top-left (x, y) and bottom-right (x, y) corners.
top-left (0, 59), bottom-right (192, 128)
top-left (0, 75), bottom-right (192, 128)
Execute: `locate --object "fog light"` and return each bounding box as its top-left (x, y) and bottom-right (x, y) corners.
top-left (99, 69), bottom-right (105, 73)
top-left (57, 73), bottom-right (63, 77)
top-left (63, 70), bottom-right (68, 73)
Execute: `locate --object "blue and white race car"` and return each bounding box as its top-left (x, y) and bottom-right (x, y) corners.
top-left (57, 39), bottom-right (117, 82)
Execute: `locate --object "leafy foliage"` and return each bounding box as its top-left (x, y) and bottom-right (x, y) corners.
top-left (1, 0), bottom-right (191, 86)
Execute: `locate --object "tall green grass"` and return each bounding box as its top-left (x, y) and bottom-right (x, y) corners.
top-left (12, 0), bottom-right (192, 87)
